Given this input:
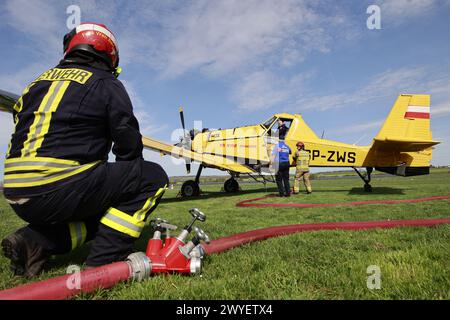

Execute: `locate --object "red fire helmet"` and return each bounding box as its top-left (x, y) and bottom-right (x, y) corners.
top-left (63, 22), bottom-right (119, 69)
top-left (296, 141), bottom-right (305, 148)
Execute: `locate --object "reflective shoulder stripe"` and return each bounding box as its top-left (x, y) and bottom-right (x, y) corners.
top-left (134, 186), bottom-right (167, 222)
top-left (21, 80), bottom-right (70, 158)
top-left (100, 208), bottom-right (145, 238)
top-left (69, 222), bottom-right (87, 250)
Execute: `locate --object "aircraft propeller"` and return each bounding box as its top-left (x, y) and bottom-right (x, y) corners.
top-left (179, 107), bottom-right (192, 174)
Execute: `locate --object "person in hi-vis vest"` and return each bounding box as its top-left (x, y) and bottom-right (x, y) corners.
top-left (292, 141), bottom-right (312, 194)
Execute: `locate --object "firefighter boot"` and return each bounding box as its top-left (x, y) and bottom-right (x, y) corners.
top-left (1, 229), bottom-right (49, 278)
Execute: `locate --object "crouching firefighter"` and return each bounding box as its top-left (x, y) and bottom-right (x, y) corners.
top-left (1, 23), bottom-right (169, 277)
top-left (293, 142), bottom-right (312, 194)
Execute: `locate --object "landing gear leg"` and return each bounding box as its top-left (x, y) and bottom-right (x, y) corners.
top-left (180, 165), bottom-right (203, 197)
top-left (195, 164), bottom-right (204, 185)
top-left (353, 167), bottom-right (373, 192)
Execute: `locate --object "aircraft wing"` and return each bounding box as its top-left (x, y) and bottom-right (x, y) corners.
top-left (142, 136), bottom-right (254, 174)
top-left (0, 90), bottom-right (19, 113)
top-left (1, 89), bottom-right (255, 174)
top-left (372, 137), bottom-right (440, 152)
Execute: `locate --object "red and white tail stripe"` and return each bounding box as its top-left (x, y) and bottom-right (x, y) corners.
top-left (404, 105), bottom-right (430, 119)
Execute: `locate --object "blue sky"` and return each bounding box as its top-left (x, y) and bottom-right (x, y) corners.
top-left (0, 0), bottom-right (449, 177)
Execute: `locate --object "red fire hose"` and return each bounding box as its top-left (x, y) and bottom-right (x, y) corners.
top-left (203, 218), bottom-right (450, 254)
top-left (0, 195), bottom-right (449, 300)
top-left (236, 194), bottom-right (450, 208)
top-left (0, 261), bottom-right (131, 300)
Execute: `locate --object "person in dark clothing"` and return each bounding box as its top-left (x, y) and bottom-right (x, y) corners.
top-left (277, 119), bottom-right (287, 134)
top-left (270, 129), bottom-right (292, 197)
top-left (1, 23), bottom-right (168, 277)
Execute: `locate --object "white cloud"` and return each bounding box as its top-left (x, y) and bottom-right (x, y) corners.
top-left (1, 0), bottom-right (448, 171)
top-left (233, 70), bottom-right (312, 112)
top-left (432, 101), bottom-right (450, 117)
top-left (137, 0), bottom-right (352, 78)
top-left (0, 0), bottom-right (165, 139)
top-left (233, 66), bottom-right (429, 113)
top-left (423, 75), bottom-right (450, 118)
top-left (3, 0), bottom-right (61, 63)
top-left (431, 127), bottom-right (450, 166)
top-left (376, 0), bottom-right (443, 24)
top-left (338, 67), bottom-right (428, 108)
top-left (230, 63), bottom-right (449, 115)
top-left (0, 0), bottom-right (356, 114)
top-left (292, 65), bottom-right (450, 113)
top-left (0, 63), bottom-right (48, 94)
top-left (120, 79), bottom-right (167, 137)
top-left (336, 119), bottom-right (384, 134)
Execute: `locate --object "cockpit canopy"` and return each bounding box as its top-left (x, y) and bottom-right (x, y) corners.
top-left (261, 115), bottom-right (293, 137)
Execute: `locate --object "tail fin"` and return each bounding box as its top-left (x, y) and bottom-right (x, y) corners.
top-left (374, 94), bottom-right (439, 152)
top-left (372, 94), bottom-right (439, 176)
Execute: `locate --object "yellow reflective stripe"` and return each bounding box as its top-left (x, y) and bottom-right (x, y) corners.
top-left (21, 81), bottom-right (59, 157)
top-left (6, 170), bottom-right (71, 179)
top-left (6, 83), bottom-right (35, 157)
top-left (100, 208), bottom-right (145, 238)
top-left (3, 161), bottom-right (99, 188)
top-left (69, 224), bottom-right (76, 250)
top-left (32, 81), bottom-right (70, 156)
top-left (5, 157), bottom-right (80, 166)
top-left (21, 81), bottom-right (71, 158)
top-left (296, 151), bottom-right (310, 170)
top-left (13, 83), bottom-right (35, 113)
top-left (133, 186), bottom-right (167, 222)
top-left (5, 158), bottom-right (81, 173)
top-left (5, 165), bottom-right (73, 173)
top-left (69, 222), bottom-right (87, 250)
top-left (4, 162), bottom-right (97, 179)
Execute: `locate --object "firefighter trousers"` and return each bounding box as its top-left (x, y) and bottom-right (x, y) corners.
top-left (7, 159), bottom-right (169, 266)
top-left (293, 170), bottom-right (312, 194)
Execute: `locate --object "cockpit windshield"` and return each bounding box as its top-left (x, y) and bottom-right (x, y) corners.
top-left (261, 116), bottom-right (277, 129)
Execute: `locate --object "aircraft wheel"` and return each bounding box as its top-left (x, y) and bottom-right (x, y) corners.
top-left (181, 180), bottom-right (200, 197)
top-left (364, 184), bottom-right (372, 192)
top-left (224, 178), bottom-right (239, 193)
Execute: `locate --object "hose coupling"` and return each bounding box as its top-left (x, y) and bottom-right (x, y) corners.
top-left (126, 252), bottom-right (152, 282)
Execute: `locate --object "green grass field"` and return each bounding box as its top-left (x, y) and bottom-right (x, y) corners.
top-left (0, 169), bottom-right (449, 299)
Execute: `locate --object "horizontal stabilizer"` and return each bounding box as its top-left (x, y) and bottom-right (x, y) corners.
top-left (373, 137), bottom-right (440, 152)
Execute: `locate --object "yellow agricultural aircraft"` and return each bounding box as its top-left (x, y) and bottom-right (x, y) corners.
top-left (0, 90), bottom-right (440, 197)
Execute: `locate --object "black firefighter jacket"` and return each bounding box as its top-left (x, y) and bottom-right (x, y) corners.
top-left (3, 63), bottom-right (143, 197)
